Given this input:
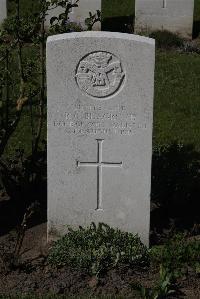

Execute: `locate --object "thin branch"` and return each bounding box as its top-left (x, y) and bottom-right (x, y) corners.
top-left (33, 15), bottom-right (46, 155)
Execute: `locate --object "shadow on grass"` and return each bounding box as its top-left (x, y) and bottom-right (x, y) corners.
top-left (102, 15), bottom-right (134, 33)
top-left (151, 142), bottom-right (200, 244)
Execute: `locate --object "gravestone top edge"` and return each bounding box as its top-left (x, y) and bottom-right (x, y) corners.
top-left (47, 31), bottom-right (155, 46)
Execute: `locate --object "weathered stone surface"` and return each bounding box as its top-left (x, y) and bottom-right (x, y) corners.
top-left (45, 0), bottom-right (101, 30)
top-left (0, 0), bottom-right (7, 24)
top-left (135, 0), bottom-right (194, 38)
top-left (47, 31), bottom-right (155, 246)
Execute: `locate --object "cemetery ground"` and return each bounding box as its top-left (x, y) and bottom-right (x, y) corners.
top-left (0, 0), bottom-right (200, 298)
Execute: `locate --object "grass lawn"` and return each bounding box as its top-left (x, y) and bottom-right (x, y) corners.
top-left (102, 0), bottom-right (135, 19)
top-left (7, 0), bottom-right (40, 15)
top-left (154, 51), bottom-right (200, 150)
top-left (194, 0), bottom-right (200, 23)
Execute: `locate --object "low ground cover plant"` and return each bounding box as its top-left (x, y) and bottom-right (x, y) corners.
top-left (150, 234), bottom-right (200, 276)
top-left (132, 235), bottom-right (200, 298)
top-left (48, 222), bottom-right (149, 276)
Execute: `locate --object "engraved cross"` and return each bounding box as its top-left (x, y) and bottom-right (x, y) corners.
top-left (77, 139), bottom-right (122, 211)
top-left (162, 0), bottom-right (167, 8)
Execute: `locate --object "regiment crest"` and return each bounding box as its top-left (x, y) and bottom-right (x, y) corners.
top-left (75, 51), bottom-right (125, 98)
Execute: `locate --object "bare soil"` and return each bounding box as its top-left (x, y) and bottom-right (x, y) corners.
top-left (0, 223), bottom-right (200, 298)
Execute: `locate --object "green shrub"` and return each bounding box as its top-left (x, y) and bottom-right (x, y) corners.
top-left (149, 30), bottom-right (184, 49)
top-left (48, 223), bottom-right (149, 276)
top-left (150, 234), bottom-right (200, 274)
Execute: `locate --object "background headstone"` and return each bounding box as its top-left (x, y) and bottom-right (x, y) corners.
top-left (70, 0), bottom-right (101, 30)
top-left (47, 31), bottom-right (155, 246)
top-left (45, 5), bottom-right (64, 28)
top-left (0, 0), bottom-right (7, 24)
top-left (135, 0), bottom-right (194, 38)
top-left (45, 0), bottom-right (101, 30)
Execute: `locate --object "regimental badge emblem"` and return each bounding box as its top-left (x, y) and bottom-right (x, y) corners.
top-left (75, 51), bottom-right (125, 98)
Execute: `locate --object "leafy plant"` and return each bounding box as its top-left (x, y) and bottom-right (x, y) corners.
top-left (150, 234), bottom-right (200, 274)
top-left (85, 10), bottom-right (101, 31)
top-left (48, 222), bottom-right (149, 276)
top-left (133, 266), bottom-right (179, 299)
top-left (0, 0), bottom-right (89, 163)
top-left (0, 0), bottom-right (47, 158)
top-left (49, 0), bottom-right (82, 34)
top-left (154, 266), bottom-right (178, 298)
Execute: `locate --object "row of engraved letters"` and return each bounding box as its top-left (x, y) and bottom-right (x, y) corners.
top-left (74, 103), bottom-right (128, 112)
top-left (65, 112), bottom-right (136, 121)
top-left (68, 128), bottom-right (133, 135)
top-left (54, 120), bottom-right (137, 130)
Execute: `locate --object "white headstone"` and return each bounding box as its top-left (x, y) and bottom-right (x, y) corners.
top-left (47, 31), bottom-right (155, 246)
top-left (45, 0), bottom-right (101, 30)
top-left (0, 0), bottom-right (7, 24)
top-left (135, 0), bottom-right (194, 38)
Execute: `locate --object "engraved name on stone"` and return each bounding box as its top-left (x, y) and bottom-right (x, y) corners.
top-left (52, 102), bottom-right (148, 136)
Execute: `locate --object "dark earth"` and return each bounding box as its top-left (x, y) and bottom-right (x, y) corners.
top-left (0, 222), bottom-right (200, 298)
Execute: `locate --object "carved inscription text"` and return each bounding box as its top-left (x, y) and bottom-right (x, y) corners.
top-left (52, 102), bottom-right (151, 136)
